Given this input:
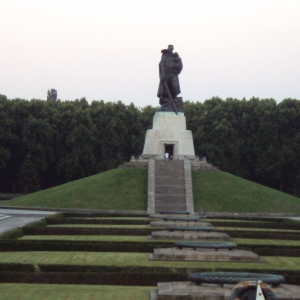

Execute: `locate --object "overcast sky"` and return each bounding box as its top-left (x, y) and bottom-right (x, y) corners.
top-left (1, 0), bottom-right (299, 107)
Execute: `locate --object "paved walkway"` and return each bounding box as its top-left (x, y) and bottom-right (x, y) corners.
top-left (0, 208), bottom-right (56, 235)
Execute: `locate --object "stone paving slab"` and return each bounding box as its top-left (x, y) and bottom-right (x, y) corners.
top-left (151, 281), bottom-right (300, 300)
top-left (0, 206), bottom-right (147, 215)
top-left (150, 221), bottom-right (212, 227)
top-left (0, 209), bottom-right (56, 235)
top-left (0, 216), bottom-right (44, 235)
top-left (0, 214), bottom-right (12, 221)
top-left (0, 209), bottom-right (55, 215)
top-left (149, 248), bottom-right (261, 262)
top-left (150, 230), bottom-right (230, 240)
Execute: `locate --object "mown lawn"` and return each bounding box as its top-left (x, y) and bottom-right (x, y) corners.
top-left (19, 235), bottom-right (300, 246)
top-left (193, 170), bottom-right (300, 213)
top-left (45, 223), bottom-right (300, 233)
top-left (0, 284), bottom-right (151, 300)
top-left (3, 169), bottom-right (147, 210)
top-left (19, 235), bottom-right (173, 243)
top-left (0, 251), bottom-right (300, 271)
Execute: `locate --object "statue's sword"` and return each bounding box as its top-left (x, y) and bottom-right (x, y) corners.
top-left (163, 81), bottom-right (178, 115)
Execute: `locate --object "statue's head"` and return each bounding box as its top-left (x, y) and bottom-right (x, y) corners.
top-left (168, 45), bottom-right (174, 52)
top-left (173, 52), bottom-right (179, 58)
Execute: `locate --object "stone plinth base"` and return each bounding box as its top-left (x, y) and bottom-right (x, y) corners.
top-left (150, 221), bottom-right (212, 227)
top-left (150, 282), bottom-right (300, 300)
top-left (142, 112), bottom-right (195, 160)
top-left (149, 248), bottom-right (261, 262)
top-left (150, 230), bottom-right (230, 240)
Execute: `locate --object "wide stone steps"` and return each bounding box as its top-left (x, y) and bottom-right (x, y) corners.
top-left (154, 204), bottom-right (187, 212)
top-left (154, 160), bottom-right (186, 213)
top-left (155, 176), bottom-right (184, 184)
top-left (156, 195), bottom-right (186, 201)
top-left (155, 185), bottom-right (185, 194)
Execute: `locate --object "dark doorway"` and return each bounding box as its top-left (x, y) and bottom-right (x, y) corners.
top-left (165, 144), bottom-right (174, 157)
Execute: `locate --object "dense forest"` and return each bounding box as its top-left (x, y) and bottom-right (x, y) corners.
top-left (0, 94), bottom-right (300, 197)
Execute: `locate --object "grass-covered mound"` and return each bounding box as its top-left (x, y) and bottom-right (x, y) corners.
top-left (193, 170), bottom-right (300, 213)
top-left (4, 169), bottom-right (147, 210)
top-left (4, 169), bottom-right (300, 213)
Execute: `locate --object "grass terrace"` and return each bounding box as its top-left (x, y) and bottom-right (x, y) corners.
top-left (0, 284), bottom-right (152, 300)
top-left (1, 167), bottom-right (300, 297)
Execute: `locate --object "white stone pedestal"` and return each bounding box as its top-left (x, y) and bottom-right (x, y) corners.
top-left (142, 112), bottom-right (195, 160)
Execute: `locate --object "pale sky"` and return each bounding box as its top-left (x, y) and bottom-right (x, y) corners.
top-left (1, 0), bottom-right (299, 107)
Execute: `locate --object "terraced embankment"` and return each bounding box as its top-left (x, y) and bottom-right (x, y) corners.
top-left (1, 213), bottom-right (300, 299)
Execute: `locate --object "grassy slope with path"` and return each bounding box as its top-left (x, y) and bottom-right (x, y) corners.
top-left (3, 169), bottom-right (300, 212)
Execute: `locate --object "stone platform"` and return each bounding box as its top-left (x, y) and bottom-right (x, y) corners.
top-left (142, 112), bottom-right (195, 160)
top-left (150, 220), bottom-right (212, 227)
top-left (150, 230), bottom-right (230, 240)
top-left (149, 248), bottom-right (261, 262)
top-left (150, 281), bottom-right (300, 300)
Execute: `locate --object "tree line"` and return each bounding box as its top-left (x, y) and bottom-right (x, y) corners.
top-left (0, 94), bottom-right (300, 197)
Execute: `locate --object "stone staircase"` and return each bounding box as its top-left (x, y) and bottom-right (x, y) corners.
top-left (154, 160), bottom-right (186, 213)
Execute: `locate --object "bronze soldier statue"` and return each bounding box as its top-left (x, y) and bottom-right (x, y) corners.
top-left (157, 45), bottom-right (183, 113)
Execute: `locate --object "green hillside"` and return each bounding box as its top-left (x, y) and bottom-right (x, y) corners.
top-left (3, 169), bottom-right (300, 213)
top-left (3, 169), bottom-right (148, 210)
top-left (192, 171), bottom-right (300, 213)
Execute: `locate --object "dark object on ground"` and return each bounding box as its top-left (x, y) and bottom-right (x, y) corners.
top-left (175, 241), bottom-right (237, 250)
top-left (230, 280), bottom-right (276, 300)
top-left (162, 216), bottom-right (201, 221)
top-left (159, 211), bottom-right (190, 215)
top-left (187, 272), bottom-right (284, 287)
top-left (167, 226), bottom-right (214, 232)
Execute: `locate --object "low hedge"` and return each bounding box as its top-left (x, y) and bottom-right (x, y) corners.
top-left (21, 227), bottom-right (300, 239)
top-left (38, 265), bottom-right (177, 273)
top-left (0, 271), bottom-right (183, 286)
top-left (23, 227), bottom-right (156, 236)
top-left (22, 219), bottom-right (47, 229)
top-left (206, 217), bottom-right (289, 222)
top-left (1, 240), bottom-right (300, 256)
top-left (46, 218), bottom-right (150, 225)
top-left (1, 266), bottom-right (300, 285)
top-left (0, 263), bottom-right (35, 272)
top-left (210, 221), bottom-right (300, 230)
top-left (0, 229), bottom-right (23, 240)
top-left (45, 213), bottom-right (65, 220)
top-left (220, 230), bottom-right (300, 240)
top-left (0, 240), bottom-right (173, 253)
top-left (64, 213), bottom-right (148, 218)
